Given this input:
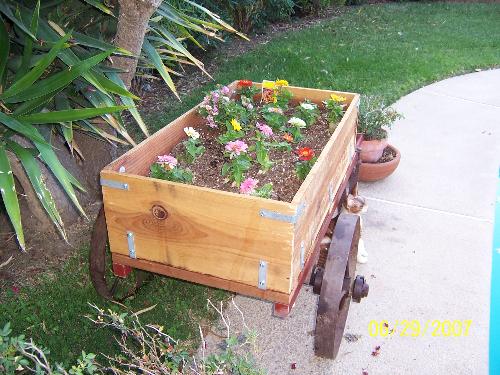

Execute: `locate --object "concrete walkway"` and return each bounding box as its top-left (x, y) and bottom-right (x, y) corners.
top-left (206, 70), bottom-right (499, 374)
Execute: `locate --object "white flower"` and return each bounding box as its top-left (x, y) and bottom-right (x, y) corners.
top-left (222, 96), bottom-right (230, 103)
top-left (288, 117), bottom-right (306, 128)
top-left (184, 126), bottom-right (200, 139)
top-left (267, 106), bottom-right (283, 114)
top-left (300, 102), bottom-right (316, 111)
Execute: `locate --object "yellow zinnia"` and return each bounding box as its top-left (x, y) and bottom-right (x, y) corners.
top-left (275, 79), bottom-right (289, 87)
top-left (330, 94), bottom-right (346, 103)
top-left (231, 118), bottom-right (242, 131)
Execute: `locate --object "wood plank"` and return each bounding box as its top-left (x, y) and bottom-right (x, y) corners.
top-left (102, 171), bottom-right (297, 294)
top-left (290, 98), bottom-right (359, 290)
top-left (112, 253), bottom-right (290, 304)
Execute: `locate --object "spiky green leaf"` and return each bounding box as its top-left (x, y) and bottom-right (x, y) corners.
top-left (6, 141), bottom-right (66, 240)
top-left (4, 50), bottom-right (113, 103)
top-left (1, 33), bottom-right (71, 100)
top-left (17, 0), bottom-right (40, 79)
top-left (0, 144), bottom-right (25, 250)
top-left (17, 105), bottom-right (128, 123)
top-left (142, 38), bottom-right (179, 100)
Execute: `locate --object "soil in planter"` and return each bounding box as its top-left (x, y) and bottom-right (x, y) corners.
top-left (166, 98), bottom-right (341, 203)
top-left (375, 146), bottom-right (397, 164)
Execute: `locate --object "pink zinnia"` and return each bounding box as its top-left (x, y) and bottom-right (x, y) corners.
top-left (225, 140), bottom-right (248, 157)
top-left (221, 86), bottom-right (231, 95)
top-left (157, 154), bottom-right (178, 169)
top-left (256, 122), bottom-right (273, 137)
top-left (240, 177), bottom-right (258, 195)
top-left (207, 115), bottom-right (217, 128)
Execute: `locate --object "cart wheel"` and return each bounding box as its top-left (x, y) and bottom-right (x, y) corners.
top-left (313, 213), bottom-right (369, 359)
top-left (89, 205), bottom-right (148, 301)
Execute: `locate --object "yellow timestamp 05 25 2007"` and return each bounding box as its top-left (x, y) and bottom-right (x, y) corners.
top-left (368, 319), bottom-right (473, 338)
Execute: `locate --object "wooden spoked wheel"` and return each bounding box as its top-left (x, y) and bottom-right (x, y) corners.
top-left (89, 205), bottom-right (147, 301)
top-left (313, 213), bottom-right (369, 359)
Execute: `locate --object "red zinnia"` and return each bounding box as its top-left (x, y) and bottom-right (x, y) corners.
top-left (297, 147), bottom-right (315, 161)
top-left (239, 79), bottom-right (253, 87)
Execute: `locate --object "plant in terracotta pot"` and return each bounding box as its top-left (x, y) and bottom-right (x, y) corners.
top-left (357, 96), bottom-right (403, 182)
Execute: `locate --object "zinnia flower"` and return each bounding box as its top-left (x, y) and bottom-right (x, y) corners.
top-left (225, 140), bottom-right (248, 157)
top-left (239, 80), bottom-right (253, 87)
top-left (207, 115), bottom-right (217, 128)
top-left (240, 177), bottom-right (258, 195)
top-left (330, 94), bottom-right (346, 103)
top-left (297, 147), bottom-right (315, 161)
top-left (288, 117), bottom-right (307, 128)
top-left (231, 118), bottom-right (242, 132)
top-left (262, 80), bottom-right (276, 90)
top-left (300, 102), bottom-right (316, 110)
top-left (184, 127), bottom-right (200, 139)
top-left (256, 122), bottom-right (273, 137)
top-left (267, 106), bottom-right (283, 114)
top-left (283, 133), bottom-right (293, 142)
top-left (157, 154), bottom-right (178, 169)
top-left (275, 79), bottom-right (289, 87)
top-left (221, 86), bottom-right (231, 96)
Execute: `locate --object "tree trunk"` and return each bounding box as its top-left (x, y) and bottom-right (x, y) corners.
top-left (113, 0), bottom-right (162, 88)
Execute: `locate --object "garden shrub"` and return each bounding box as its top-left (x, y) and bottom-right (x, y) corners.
top-left (0, 303), bottom-right (263, 374)
top-left (264, 0), bottom-right (296, 22)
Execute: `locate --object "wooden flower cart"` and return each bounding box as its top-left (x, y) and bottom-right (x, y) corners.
top-left (89, 82), bottom-right (369, 359)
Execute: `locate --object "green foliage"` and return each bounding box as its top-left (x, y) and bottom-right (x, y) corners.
top-left (295, 157), bottom-right (317, 180)
top-left (222, 154), bottom-right (252, 186)
top-left (254, 141), bottom-right (273, 172)
top-left (183, 138), bottom-right (205, 163)
top-left (253, 182), bottom-right (273, 198)
top-left (218, 129), bottom-right (244, 143)
top-left (274, 86), bottom-right (293, 109)
top-left (294, 100), bottom-right (320, 126)
top-left (0, 322), bottom-right (97, 374)
top-left (323, 97), bottom-right (345, 125)
top-left (261, 107), bottom-right (287, 130)
top-left (0, 2), bottom-right (144, 249)
top-left (358, 95), bottom-right (403, 140)
top-left (264, 0), bottom-right (296, 23)
top-left (150, 163), bottom-right (193, 184)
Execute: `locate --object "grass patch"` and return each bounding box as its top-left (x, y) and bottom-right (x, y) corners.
top-left (0, 248), bottom-right (226, 366)
top-left (1, 1), bottom-right (499, 367)
top-left (146, 2), bottom-right (500, 131)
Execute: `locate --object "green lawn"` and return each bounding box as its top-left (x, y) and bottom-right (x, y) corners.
top-left (1, 2), bottom-right (499, 367)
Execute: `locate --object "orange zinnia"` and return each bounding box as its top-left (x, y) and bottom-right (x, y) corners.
top-left (297, 147), bottom-right (315, 161)
top-left (283, 133), bottom-right (293, 142)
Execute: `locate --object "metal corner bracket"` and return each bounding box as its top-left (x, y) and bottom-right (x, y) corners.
top-left (259, 202), bottom-right (306, 225)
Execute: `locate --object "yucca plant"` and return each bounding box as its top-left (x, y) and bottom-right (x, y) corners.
top-left (0, 1), bottom-right (145, 251)
top-left (74, 0), bottom-right (248, 97)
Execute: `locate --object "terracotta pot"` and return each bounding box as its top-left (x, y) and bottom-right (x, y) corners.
top-left (359, 145), bottom-right (401, 182)
top-left (359, 138), bottom-right (388, 163)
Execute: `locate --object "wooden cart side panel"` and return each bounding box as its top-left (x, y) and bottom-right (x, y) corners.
top-left (101, 172), bottom-right (296, 294)
top-left (290, 99), bottom-right (359, 289)
top-left (105, 106), bottom-right (205, 176)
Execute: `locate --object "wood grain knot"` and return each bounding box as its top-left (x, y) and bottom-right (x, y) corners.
top-left (151, 205), bottom-right (168, 220)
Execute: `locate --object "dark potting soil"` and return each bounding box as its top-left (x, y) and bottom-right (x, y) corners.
top-left (377, 147), bottom-right (397, 163)
top-left (168, 105), bottom-right (339, 203)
